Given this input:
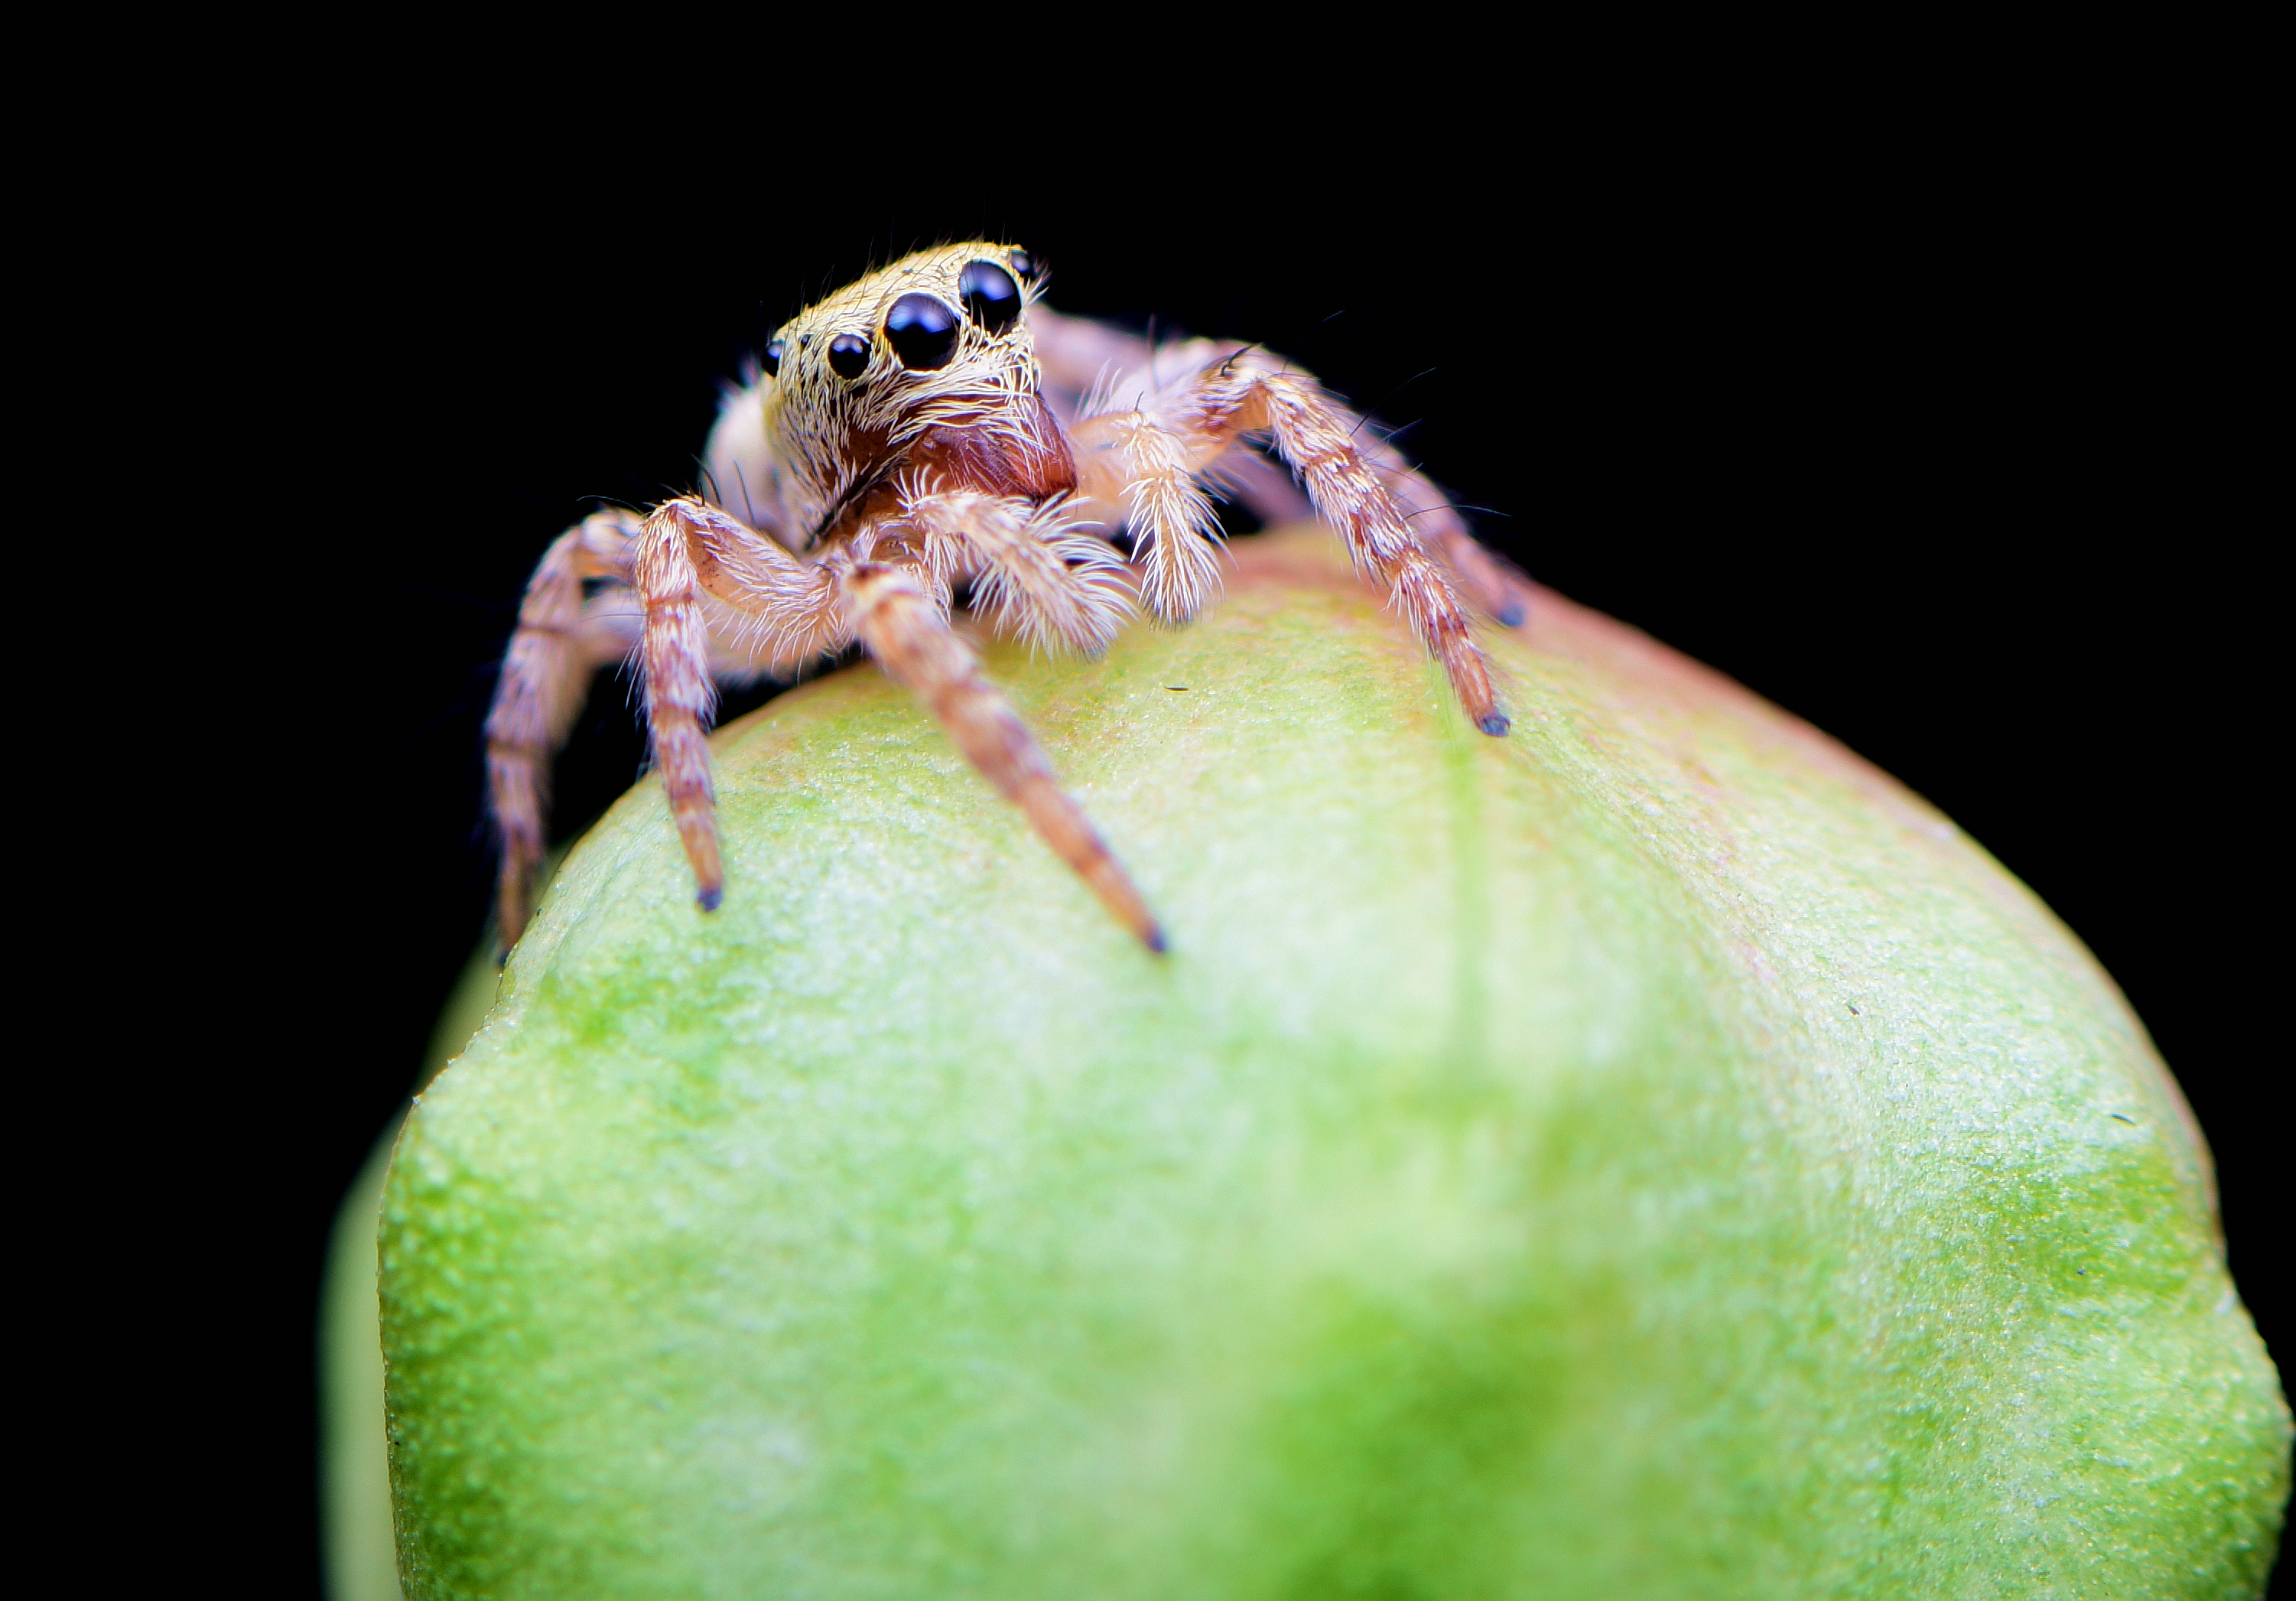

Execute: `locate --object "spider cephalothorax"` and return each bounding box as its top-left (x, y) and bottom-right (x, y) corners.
top-left (485, 242), bottom-right (1529, 953)
top-left (760, 245), bottom-right (1073, 549)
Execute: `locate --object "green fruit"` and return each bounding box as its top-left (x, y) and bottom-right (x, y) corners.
top-left (327, 946), bottom-right (500, 1601)
top-left (379, 530), bottom-right (2288, 1598)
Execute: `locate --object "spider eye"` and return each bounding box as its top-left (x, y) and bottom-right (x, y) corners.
top-left (762, 339), bottom-right (785, 379)
top-left (958, 261), bottom-right (1022, 334)
top-left (885, 294), bottom-right (959, 370)
top-left (1007, 248), bottom-right (1035, 280)
top-left (827, 333), bottom-right (871, 380)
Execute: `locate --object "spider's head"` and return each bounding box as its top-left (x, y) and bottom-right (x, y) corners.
top-left (759, 242), bottom-right (1068, 541)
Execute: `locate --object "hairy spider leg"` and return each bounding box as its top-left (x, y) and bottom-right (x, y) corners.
top-left (635, 508), bottom-right (726, 912)
top-left (1079, 408), bottom-right (1228, 623)
top-left (1029, 308), bottom-right (1530, 628)
top-left (635, 498), bottom-right (1160, 949)
top-left (1365, 440), bottom-right (1533, 629)
top-left (486, 509), bottom-right (642, 945)
top-left (840, 561), bottom-right (1164, 951)
top-left (896, 483), bottom-right (1133, 656)
top-left (634, 499), bottom-right (847, 916)
top-left (1072, 358), bottom-right (1510, 736)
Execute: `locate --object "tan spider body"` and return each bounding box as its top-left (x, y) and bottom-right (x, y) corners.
top-left (486, 243), bottom-right (1527, 952)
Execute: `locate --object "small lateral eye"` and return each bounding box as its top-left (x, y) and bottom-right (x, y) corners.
top-left (958, 261), bottom-right (1022, 334)
top-left (1007, 248), bottom-right (1035, 280)
top-left (762, 339), bottom-right (785, 379)
top-left (827, 333), bottom-right (871, 380)
top-left (885, 294), bottom-right (959, 370)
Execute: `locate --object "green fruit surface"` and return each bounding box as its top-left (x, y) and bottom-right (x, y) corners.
top-left (381, 530), bottom-right (2288, 1598)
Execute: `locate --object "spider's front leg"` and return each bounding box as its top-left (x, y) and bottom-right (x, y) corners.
top-left (486, 509), bottom-right (642, 945)
top-left (633, 499), bottom-right (844, 914)
top-left (1029, 306), bottom-right (1528, 626)
top-left (838, 558), bottom-right (1163, 950)
top-left (634, 497), bottom-right (1160, 949)
top-left (1072, 360), bottom-right (1509, 737)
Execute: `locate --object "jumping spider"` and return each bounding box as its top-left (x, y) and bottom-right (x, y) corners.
top-left (486, 243), bottom-right (1527, 952)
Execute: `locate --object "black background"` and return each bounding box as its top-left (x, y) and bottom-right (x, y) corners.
top-left (101, 105), bottom-right (2278, 1595)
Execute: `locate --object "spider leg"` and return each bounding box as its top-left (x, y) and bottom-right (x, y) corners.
top-left (895, 483), bottom-right (1133, 655)
top-left (1034, 305), bottom-right (1527, 626)
top-left (1367, 441), bottom-right (1532, 629)
top-left (1075, 357), bottom-right (1507, 734)
top-left (486, 509), bottom-right (642, 945)
top-left (841, 559), bottom-right (1164, 951)
top-left (636, 498), bottom-right (847, 915)
top-left (1240, 366), bottom-right (1505, 731)
top-left (1065, 407), bottom-right (1228, 623)
top-left (1033, 310), bottom-right (1307, 542)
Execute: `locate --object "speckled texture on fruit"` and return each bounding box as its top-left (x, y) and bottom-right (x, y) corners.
top-left (382, 530), bottom-right (2288, 1599)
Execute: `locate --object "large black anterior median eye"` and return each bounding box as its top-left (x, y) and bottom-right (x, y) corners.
top-left (958, 261), bottom-right (1021, 334)
top-left (885, 294), bottom-right (959, 370)
top-left (827, 333), bottom-right (871, 379)
top-left (761, 339), bottom-right (785, 379)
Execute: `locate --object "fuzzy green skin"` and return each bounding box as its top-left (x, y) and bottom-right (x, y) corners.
top-left (382, 532), bottom-right (2288, 1599)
